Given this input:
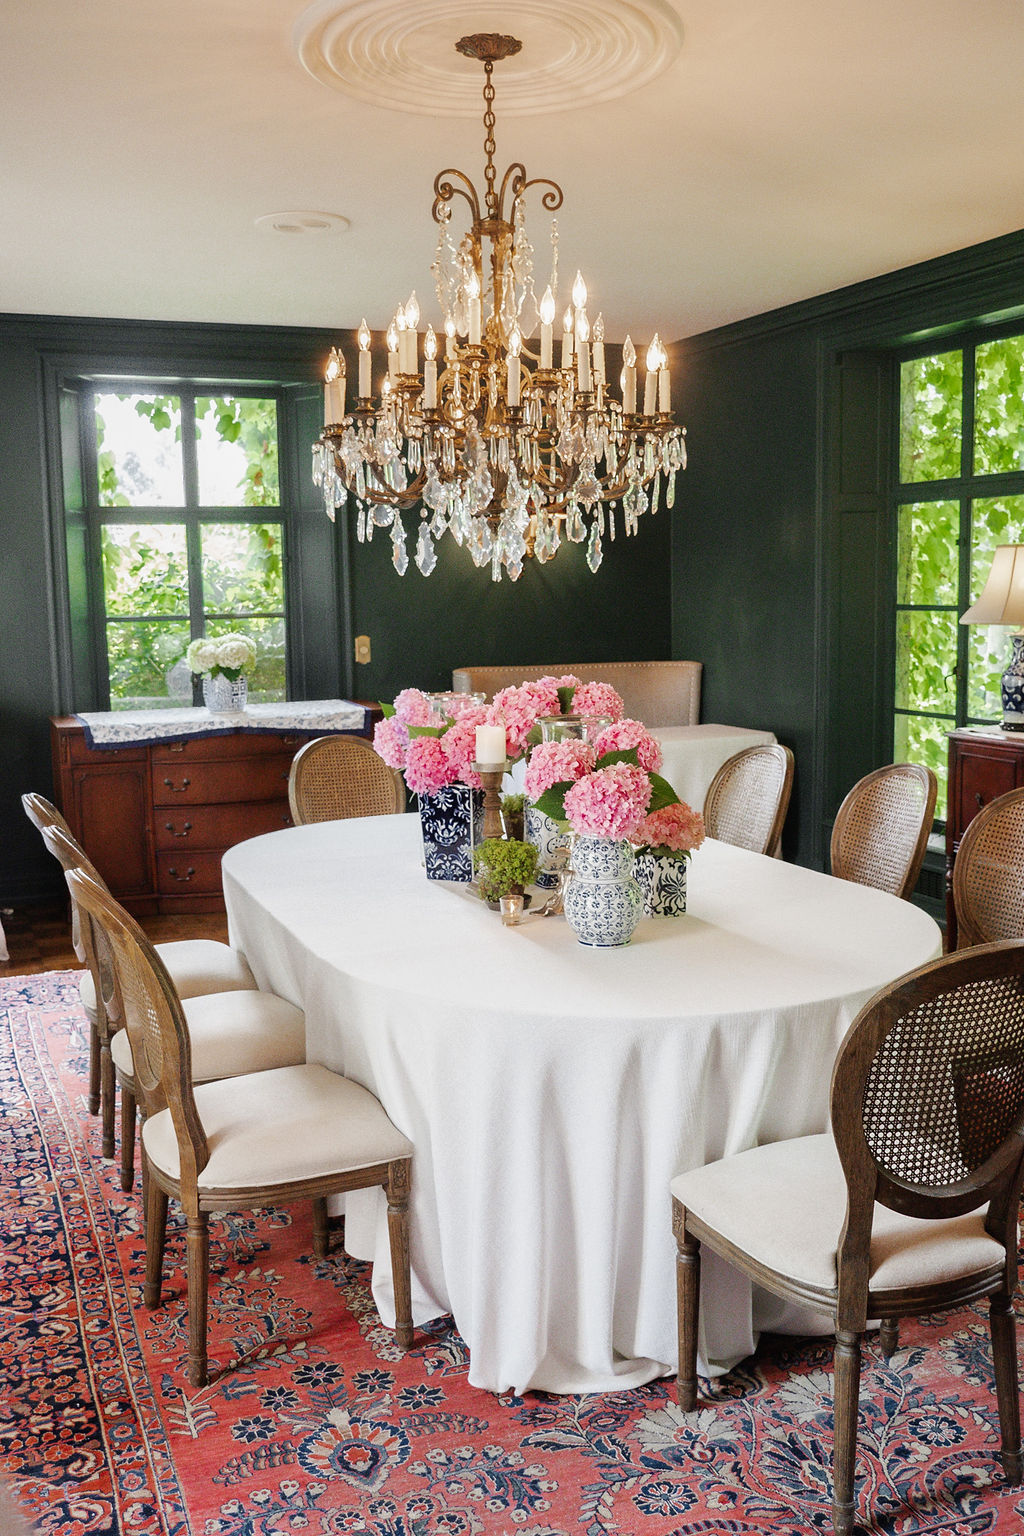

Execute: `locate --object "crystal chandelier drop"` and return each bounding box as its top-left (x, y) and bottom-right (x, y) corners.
top-left (312, 32), bottom-right (686, 582)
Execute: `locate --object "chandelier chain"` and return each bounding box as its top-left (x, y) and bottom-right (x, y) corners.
top-left (482, 61), bottom-right (498, 219)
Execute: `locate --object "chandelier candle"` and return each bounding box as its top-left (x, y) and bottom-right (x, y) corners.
top-left (312, 32), bottom-right (686, 580)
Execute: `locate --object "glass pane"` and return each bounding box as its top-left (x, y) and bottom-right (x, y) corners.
top-left (974, 336), bottom-right (1024, 475)
top-left (206, 616), bottom-right (285, 702)
top-left (898, 351), bottom-right (963, 483)
top-left (970, 493), bottom-right (1024, 591)
top-left (95, 393), bottom-right (183, 506)
top-left (106, 619), bottom-right (192, 709)
top-left (967, 623), bottom-right (1010, 721)
top-left (893, 713), bottom-right (952, 821)
top-left (895, 501), bottom-right (959, 606)
top-left (100, 524), bottom-right (189, 617)
top-left (201, 522), bottom-right (284, 612)
top-left (195, 396), bottom-right (280, 506)
top-left (894, 610), bottom-right (957, 712)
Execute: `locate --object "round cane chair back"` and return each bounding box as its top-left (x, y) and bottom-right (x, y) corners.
top-left (830, 763), bottom-right (937, 901)
top-left (288, 734), bottom-right (406, 824)
top-left (702, 743), bottom-right (794, 858)
top-left (953, 786), bottom-right (1024, 949)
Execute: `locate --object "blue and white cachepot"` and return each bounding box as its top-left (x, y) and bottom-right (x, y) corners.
top-left (419, 785), bottom-right (483, 881)
top-left (525, 802), bottom-right (569, 889)
top-left (563, 836), bottom-right (643, 948)
top-left (633, 853), bottom-right (688, 916)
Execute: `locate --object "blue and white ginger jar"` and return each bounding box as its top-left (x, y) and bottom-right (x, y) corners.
top-left (563, 836), bottom-right (643, 948)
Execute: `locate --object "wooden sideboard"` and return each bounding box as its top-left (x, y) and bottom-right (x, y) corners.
top-left (945, 726), bottom-right (1024, 948)
top-left (50, 713), bottom-right (374, 915)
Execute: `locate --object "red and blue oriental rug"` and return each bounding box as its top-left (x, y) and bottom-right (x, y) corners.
top-left (2, 971), bottom-right (1024, 1534)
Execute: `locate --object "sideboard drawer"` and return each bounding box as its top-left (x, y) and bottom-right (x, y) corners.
top-left (156, 850), bottom-right (227, 895)
top-left (153, 756), bottom-right (293, 806)
top-left (155, 800), bottom-right (293, 850)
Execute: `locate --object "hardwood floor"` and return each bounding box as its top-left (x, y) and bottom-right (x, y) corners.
top-left (0, 898), bottom-right (229, 979)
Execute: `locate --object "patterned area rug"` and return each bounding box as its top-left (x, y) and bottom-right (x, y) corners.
top-left (3, 972), bottom-right (1024, 1536)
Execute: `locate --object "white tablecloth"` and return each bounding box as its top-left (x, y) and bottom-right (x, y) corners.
top-left (222, 816), bottom-right (941, 1395)
top-left (651, 724), bottom-right (777, 810)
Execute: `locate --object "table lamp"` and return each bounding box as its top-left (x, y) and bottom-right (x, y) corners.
top-left (960, 544), bottom-right (1024, 731)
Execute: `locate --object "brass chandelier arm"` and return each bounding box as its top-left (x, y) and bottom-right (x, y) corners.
top-left (432, 169), bottom-right (482, 226)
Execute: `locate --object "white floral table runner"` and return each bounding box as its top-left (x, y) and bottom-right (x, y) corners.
top-left (75, 699), bottom-right (368, 748)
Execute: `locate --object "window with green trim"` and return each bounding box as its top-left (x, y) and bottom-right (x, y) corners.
top-left (894, 333), bottom-right (1024, 818)
top-left (77, 386), bottom-right (288, 709)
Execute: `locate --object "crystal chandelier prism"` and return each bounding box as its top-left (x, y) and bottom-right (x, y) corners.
top-left (312, 32), bottom-right (686, 582)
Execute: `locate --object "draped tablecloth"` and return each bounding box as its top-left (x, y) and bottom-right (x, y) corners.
top-left (222, 816), bottom-right (941, 1395)
top-left (650, 724), bottom-right (777, 809)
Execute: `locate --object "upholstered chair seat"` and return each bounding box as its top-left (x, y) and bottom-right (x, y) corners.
top-left (110, 989), bottom-right (305, 1087)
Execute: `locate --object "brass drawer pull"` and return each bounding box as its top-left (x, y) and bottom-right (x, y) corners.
top-left (168, 866), bottom-right (195, 882)
top-left (165, 821), bottom-right (192, 838)
top-left (163, 777), bottom-right (191, 793)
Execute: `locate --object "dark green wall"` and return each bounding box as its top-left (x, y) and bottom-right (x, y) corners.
top-left (0, 314), bottom-right (671, 905)
top-left (671, 227), bottom-right (1024, 872)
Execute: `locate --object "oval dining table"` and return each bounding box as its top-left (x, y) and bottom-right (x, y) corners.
top-left (221, 814), bottom-right (942, 1396)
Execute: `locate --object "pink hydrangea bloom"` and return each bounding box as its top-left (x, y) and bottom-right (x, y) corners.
top-left (563, 762), bottom-right (651, 840)
top-left (392, 688), bottom-right (439, 726)
top-left (634, 801), bottom-right (706, 856)
top-left (523, 739), bottom-right (596, 801)
top-left (440, 709), bottom-right (490, 789)
top-left (571, 681), bottom-right (625, 721)
top-left (591, 719), bottom-right (664, 774)
top-left (404, 735), bottom-right (457, 796)
top-left (489, 685), bottom-right (552, 755)
top-left (373, 715), bottom-right (408, 770)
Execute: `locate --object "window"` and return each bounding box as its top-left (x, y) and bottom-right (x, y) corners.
top-left (78, 385), bottom-right (287, 709)
top-left (893, 332), bottom-right (1024, 817)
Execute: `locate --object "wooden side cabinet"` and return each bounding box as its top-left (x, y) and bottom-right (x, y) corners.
top-left (50, 715), bottom-right (369, 916)
top-left (945, 726), bottom-right (1024, 948)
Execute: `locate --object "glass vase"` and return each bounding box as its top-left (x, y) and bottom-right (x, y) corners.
top-left (525, 802), bottom-right (569, 889)
top-left (563, 836), bottom-right (643, 947)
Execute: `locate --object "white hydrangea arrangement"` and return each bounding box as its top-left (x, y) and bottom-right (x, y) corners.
top-left (185, 633), bottom-right (257, 681)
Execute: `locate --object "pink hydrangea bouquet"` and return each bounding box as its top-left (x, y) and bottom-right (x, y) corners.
top-left (632, 800), bottom-right (706, 862)
top-left (530, 716), bottom-right (682, 843)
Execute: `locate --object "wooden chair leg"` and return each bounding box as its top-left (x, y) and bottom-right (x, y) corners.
top-left (186, 1212), bottom-right (210, 1388)
top-left (312, 1197), bottom-right (330, 1259)
top-left (879, 1318), bottom-right (899, 1357)
top-left (119, 1082), bottom-right (137, 1193)
top-left (832, 1328), bottom-right (862, 1536)
top-left (99, 1042), bottom-right (116, 1160)
top-left (88, 1019), bottom-right (101, 1116)
top-left (386, 1160), bottom-right (414, 1350)
top-left (144, 1181), bottom-right (168, 1310)
top-left (990, 1290), bottom-right (1023, 1484)
top-left (673, 1199), bottom-right (701, 1412)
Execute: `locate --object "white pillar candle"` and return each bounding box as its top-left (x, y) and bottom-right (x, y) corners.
top-left (576, 311), bottom-right (591, 392)
top-left (659, 366), bottom-right (671, 413)
top-left (475, 724), bottom-right (507, 764)
top-left (507, 327), bottom-right (522, 407)
top-left (561, 307), bottom-right (574, 369)
top-left (539, 286), bottom-right (555, 369)
top-left (593, 313), bottom-right (606, 386)
top-left (357, 319), bottom-right (371, 397)
top-left (643, 335), bottom-right (661, 416)
top-left (424, 359), bottom-right (437, 409)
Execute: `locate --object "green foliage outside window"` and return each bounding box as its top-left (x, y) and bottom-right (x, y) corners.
top-left (93, 392), bottom-right (286, 709)
top-left (895, 339), bottom-right (1024, 822)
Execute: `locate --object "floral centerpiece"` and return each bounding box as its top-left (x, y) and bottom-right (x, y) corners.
top-left (185, 633), bottom-right (257, 714)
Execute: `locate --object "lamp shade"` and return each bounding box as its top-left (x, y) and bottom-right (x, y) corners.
top-left (960, 545), bottom-right (1024, 627)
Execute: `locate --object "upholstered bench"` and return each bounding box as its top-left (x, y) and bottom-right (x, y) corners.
top-left (451, 661), bottom-right (702, 729)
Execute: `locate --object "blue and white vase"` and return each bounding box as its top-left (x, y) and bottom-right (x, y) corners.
top-left (203, 673), bottom-right (248, 713)
top-left (419, 785), bottom-right (484, 882)
top-left (633, 853), bottom-right (688, 916)
top-left (563, 836), bottom-right (643, 948)
top-left (1002, 634), bottom-right (1024, 730)
top-left (525, 802), bottom-right (569, 889)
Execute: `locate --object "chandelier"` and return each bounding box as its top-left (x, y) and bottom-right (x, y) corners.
top-left (312, 32), bottom-right (686, 582)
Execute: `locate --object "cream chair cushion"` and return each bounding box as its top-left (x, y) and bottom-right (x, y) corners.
top-left (142, 1063), bottom-right (413, 1190)
top-left (79, 938), bottom-right (255, 1018)
top-left (109, 990), bottom-right (305, 1084)
top-left (671, 1133), bottom-right (1004, 1294)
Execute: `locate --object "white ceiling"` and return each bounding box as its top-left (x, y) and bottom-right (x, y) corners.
top-left (4, 0), bottom-right (1024, 342)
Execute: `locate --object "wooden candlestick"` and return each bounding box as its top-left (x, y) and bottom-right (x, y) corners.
top-left (474, 761), bottom-right (508, 839)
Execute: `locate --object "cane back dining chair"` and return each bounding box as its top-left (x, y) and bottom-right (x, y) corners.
top-left (24, 794), bottom-right (256, 1151)
top-left (830, 762), bottom-right (937, 901)
top-left (672, 939), bottom-right (1024, 1535)
top-left (288, 734), bottom-right (406, 825)
top-left (953, 785), bottom-right (1024, 950)
top-left (67, 864), bottom-right (414, 1387)
top-left (43, 823), bottom-right (305, 1193)
top-left (702, 742), bottom-right (794, 858)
